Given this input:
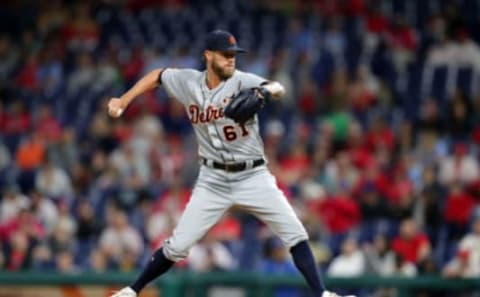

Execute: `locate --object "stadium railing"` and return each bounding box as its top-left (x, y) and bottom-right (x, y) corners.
top-left (1, 271), bottom-right (479, 297)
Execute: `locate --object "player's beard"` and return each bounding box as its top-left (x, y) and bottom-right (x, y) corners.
top-left (212, 60), bottom-right (234, 80)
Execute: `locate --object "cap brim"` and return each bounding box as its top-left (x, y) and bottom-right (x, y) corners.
top-left (206, 46), bottom-right (247, 53)
top-left (225, 45), bottom-right (247, 53)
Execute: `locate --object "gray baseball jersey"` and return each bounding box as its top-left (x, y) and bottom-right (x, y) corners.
top-left (158, 68), bottom-right (308, 263)
top-left (161, 68), bottom-right (266, 162)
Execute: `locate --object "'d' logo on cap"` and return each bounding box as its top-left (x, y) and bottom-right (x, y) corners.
top-left (229, 35), bottom-right (236, 45)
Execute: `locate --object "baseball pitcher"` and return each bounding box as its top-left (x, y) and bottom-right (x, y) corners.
top-left (108, 30), bottom-right (354, 297)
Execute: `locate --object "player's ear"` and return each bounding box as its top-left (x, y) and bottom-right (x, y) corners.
top-left (204, 50), bottom-right (212, 62)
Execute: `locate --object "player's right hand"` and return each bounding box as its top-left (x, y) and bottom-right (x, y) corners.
top-left (107, 98), bottom-right (126, 118)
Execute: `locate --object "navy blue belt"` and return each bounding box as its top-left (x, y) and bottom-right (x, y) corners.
top-left (201, 158), bottom-right (265, 172)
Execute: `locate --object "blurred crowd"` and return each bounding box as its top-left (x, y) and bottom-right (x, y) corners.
top-left (1, 0), bottom-right (480, 287)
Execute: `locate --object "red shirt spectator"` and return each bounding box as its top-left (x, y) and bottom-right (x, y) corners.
top-left (349, 146), bottom-right (374, 169)
top-left (15, 53), bottom-right (39, 91)
top-left (365, 123), bottom-right (395, 152)
top-left (392, 233), bottom-right (430, 263)
top-left (61, 21), bottom-right (99, 45)
top-left (153, 186), bottom-right (191, 214)
top-left (36, 105), bottom-right (63, 143)
top-left (61, 3), bottom-right (100, 50)
top-left (317, 194), bottom-right (361, 234)
top-left (350, 88), bottom-right (376, 111)
top-left (210, 216), bottom-right (242, 241)
top-left (280, 150), bottom-right (310, 171)
top-left (386, 166), bottom-right (414, 205)
top-left (472, 125), bottom-right (480, 145)
top-left (6, 231), bottom-right (34, 271)
top-left (444, 185), bottom-right (476, 226)
top-left (313, 0), bottom-right (342, 16)
top-left (3, 101), bottom-right (31, 135)
top-left (0, 103), bottom-right (6, 132)
top-left (121, 47), bottom-right (144, 84)
top-left (124, 92), bottom-right (164, 120)
top-left (392, 219), bottom-right (431, 264)
top-left (1, 209), bottom-right (45, 242)
top-left (279, 143), bottom-right (310, 185)
top-left (344, 0), bottom-right (366, 16)
top-left (386, 18), bottom-right (418, 50)
top-left (345, 122), bottom-right (374, 169)
top-left (298, 82), bottom-right (316, 116)
top-left (366, 10), bottom-right (389, 34)
top-left (353, 164), bottom-right (390, 199)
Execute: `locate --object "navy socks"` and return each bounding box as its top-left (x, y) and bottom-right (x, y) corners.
top-left (290, 240), bottom-right (325, 296)
top-left (130, 248), bottom-right (175, 293)
top-left (130, 242), bottom-right (324, 295)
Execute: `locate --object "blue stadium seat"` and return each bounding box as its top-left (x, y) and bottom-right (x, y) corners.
top-left (456, 66), bottom-right (474, 99)
top-left (430, 65), bottom-right (449, 105)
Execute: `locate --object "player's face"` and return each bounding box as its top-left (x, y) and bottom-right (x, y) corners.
top-left (210, 51), bottom-right (236, 80)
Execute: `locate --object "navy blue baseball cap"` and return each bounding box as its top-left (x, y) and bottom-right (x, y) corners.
top-left (205, 30), bottom-right (246, 53)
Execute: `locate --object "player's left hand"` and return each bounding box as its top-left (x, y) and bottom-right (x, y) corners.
top-left (224, 87), bottom-right (270, 124)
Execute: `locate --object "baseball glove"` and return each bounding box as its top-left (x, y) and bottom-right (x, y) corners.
top-left (224, 87), bottom-right (270, 124)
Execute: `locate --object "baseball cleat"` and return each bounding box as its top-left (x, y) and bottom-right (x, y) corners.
top-left (321, 291), bottom-right (356, 297)
top-left (110, 287), bottom-right (137, 297)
